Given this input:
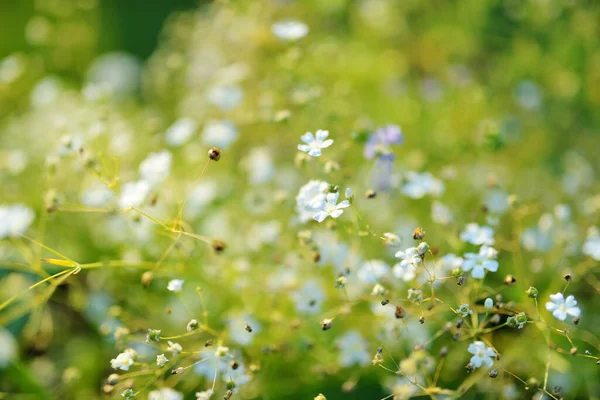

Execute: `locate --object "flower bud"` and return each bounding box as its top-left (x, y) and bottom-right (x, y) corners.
top-left (208, 147), bottom-right (221, 161)
top-left (488, 369), bottom-right (498, 378)
top-left (146, 329), bottom-right (161, 342)
top-left (394, 306), bottom-right (406, 319)
top-left (525, 286), bottom-right (539, 299)
top-left (365, 189), bottom-right (376, 199)
top-left (314, 394), bottom-right (327, 400)
top-left (503, 275), bottom-right (516, 285)
top-left (320, 318), bottom-right (333, 331)
top-left (416, 242), bottom-right (429, 256)
top-left (106, 374), bottom-right (119, 386)
top-left (141, 271), bottom-right (153, 288)
top-left (412, 227), bottom-right (426, 240)
top-left (187, 319), bottom-right (199, 332)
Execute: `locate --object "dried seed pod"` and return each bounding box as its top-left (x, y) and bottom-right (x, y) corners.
top-left (208, 147), bottom-right (221, 161)
top-left (412, 227), bottom-right (426, 240)
top-left (394, 306), bottom-right (406, 319)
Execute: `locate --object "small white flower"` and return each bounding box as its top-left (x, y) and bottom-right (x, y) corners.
top-left (296, 180), bottom-right (330, 223)
top-left (407, 289), bottom-right (423, 303)
top-left (468, 341), bottom-right (496, 369)
top-left (484, 298), bottom-right (493, 310)
top-left (313, 192), bottom-right (350, 222)
top-left (357, 260), bottom-right (390, 284)
top-left (167, 341), bottom-right (182, 356)
top-left (345, 188), bottom-right (353, 199)
top-left (431, 201), bottom-right (453, 225)
top-left (206, 85), bottom-right (243, 110)
top-left (156, 353), bottom-right (169, 367)
top-left (382, 232), bottom-right (401, 247)
top-left (401, 171), bottom-right (444, 199)
top-left (196, 390), bottom-right (214, 400)
top-left (297, 130), bottom-right (334, 157)
top-left (119, 180), bottom-right (150, 208)
top-left (110, 348), bottom-right (136, 371)
top-left (167, 279), bottom-right (184, 293)
top-left (457, 304), bottom-right (472, 318)
top-left (121, 388), bottom-right (136, 399)
top-left (545, 293), bottom-right (581, 321)
top-left (139, 150), bottom-right (172, 187)
top-left (202, 120), bottom-right (238, 149)
top-left (292, 280), bottom-right (325, 314)
top-left (214, 346), bottom-right (229, 358)
top-left (460, 223), bottom-right (495, 245)
top-left (336, 330), bottom-right (370, 367)
top-left (583, 227), bottom-right (600, 261)
top-left (436, 254), bottom-right (463, 273)
top-left (0, 204), bottom-right (35, 239)
top-left (392, 261), bottom-right (416, 282)
top-left (271, 20), bottom-right (309, 41)
top-left (148, 388), bottom-right (183, 400)
top-left (165, 118), bottom-right (197, 147)
top-left (394, 247), bottom-right (422, 269)
top-left (462, 245), bottom-right (499, 279)
top-left (371, 283), bottom-right (386, 297)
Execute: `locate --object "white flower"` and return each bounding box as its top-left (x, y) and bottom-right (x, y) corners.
top-left (139, 150), bottom-right (172, 187)
top-left (436, 254), bottom-right (463, 273)
top-left (214, 346), bottom-right (229, 358)
top-left (271, 20), bottom-right (309, 41)
top-left (296, 180), bottom-right (330, 222)
top-left (202, 120), bottom-right (238, 149)
top-left (206, 85), bottom-right (243, 110)
top-left (462, 245), bottom-right (499, 279)
top-left (156, 353), bottom-right (169, 367)
top-left (431, 201), bottom-right (453, 225)
top-left (244, 147), bottom-right (274, 185)
top-left (382, 232), bottom-right (401, 247)
top-left (460, 223), bottom-right (495, 245)
top-left (292, 280), bottom-right (325, 314)
top-left (196, 390), bottom-right (214, 400)
top-left (371, 283), bottom-right (386, 296)
top-left (357, 260), bottom-right (390, 284)
top-left (119, 180), bottom-right (150, 208)
top-left (401, 171), bottom-right (445, 199)
top-left (313, 192), bottom-right (350, 222)
top-left (0, 329), bottom-right (17, 368)
top-left (345, 188), bottom-right (353, 199)
top-left (110, 348), bottom-right (136, 371)
top-left (167, 341), bottom-right (182, 356)
top-left (165, 118), bottom-right (197, 147)
top-left (228, 314), bottom-right (261, 346)
top-left (336, 330), bottom-right (370, 367)
top-left (0, 204), bottom-right (35, 239)
top-left (583, 227), bottom-right (600, 261)
top-left (80, 184), bottom-right (114, 207)
top-left (484, 298), bottom-right (493, 310)
top-left (392, 262), bottom-right (416, 282)
top-left (468, 341), bottom-right (496, 369)
top-left (394, 247), bottom-right (422, 269)
top-left (167, 279), bottom-right (184, 293)
top-left (457, 304), bottom-right (472, 318)
top-left (407, 289), bottom-right (423, 303)
top-left (148, 388), bottom-right (183, 400)
top-left (297, 130), bottom-right (334, 157)
top-left (545, 293), bottom-right (581, 321)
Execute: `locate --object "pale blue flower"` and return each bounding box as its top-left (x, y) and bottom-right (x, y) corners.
top-left (313, 192), bottom-right (350, 222)
top-left (297, 130), bottom-right (333, 157)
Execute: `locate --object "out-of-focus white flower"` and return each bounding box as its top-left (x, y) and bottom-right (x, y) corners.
top-left (468, 341), bottom-right (495, 369)
top-left (371, 283), bottom-right (386, 296)
top-left (86, 52), bottom-right (141, 99)
top-left (336, 330), bottom-right (370, 367)
top-left (247, 221), bottom-right (280, 250)
top-left (583, 227), bottom-right (600, 261)
top-left (0, 204), bottom-right (35, 239)
top-left (435, 254), bottom-right (463, 273)
top-left (545, 293), bottom-right (581, 321)
top-left (271, 20), bottom-right (309, 41)
top-left (167, 341), bottom-right (182, 356)
top-left (296, 180), bottom-right (330, 223)
top-left (462, 245), bottom-right (499, 279)
top-left (196, 390), bottom-right (214, 400)
top-left (139, 150), bottom-right (172, 187)
top-left (457, 304), bottom-right (472, 318)
top-left (30, 76), bottom-right (62, 107)
top-left (121, 388), bottom-right (136, 399)
top-left (460, 223), bottom-right (495, 245)
top-left (357, 260), bottom-right (390, 284)
top-left (110, 348), bottom-right (136, 371)
top-left (292, 280), bottom-right (325, 314)
top-left (244, 147), bottom-right (274, 184)
top-left (118, 180), bottom-right (150, 208)
top-left (382, 232), bottom-right (401, 247)
top-left (167, 279), bottom-right (184, 293)
top-left (80, 184), bottom-right (114, 207)
top-left (0, 329), bottom-right (17, 368)
top-left (148, 387), bottom-right (183, 400)
top-left (202, 120), bottom-right (238, 149)
top-left (0, 55), bottom-right (25, 84)
top-left (401, 172), bottom-right (444, 199)
top-left (165, 118), bottom-right (197, 147)
top-left (185, 180), bottom-right (219, 219)
top-left (345, 188), bottom-right (353, 199)
top-left (313, 192), bottom-right (350, 222)
top-left (206, 85), bottom-right (243, 110)
top-left (392, 261), bottom-right (416, 282)
top-left (297, 130), bottom-right (333, 157)
top-left (431, 201), bottom-right (453, 225)
top-left (156, 354), bottom-right (168, 367)
top-left (228, 314), bottom-right (261, 346)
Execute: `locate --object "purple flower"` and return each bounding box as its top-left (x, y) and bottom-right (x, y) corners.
top-left (364, 125), bottom-right (403, 160)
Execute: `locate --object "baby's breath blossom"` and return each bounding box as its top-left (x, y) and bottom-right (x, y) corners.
top-left (110, 348), bottom-right (136, 371)
top-left (186, 319), bottom-right (199, 332)
top-left (545, 293), bottom-right (581, 321)
top-left (195, 390), bottom-right (214, 400)
top-left (394, 247), bottom-right (421, 268)
top-left (167, 279), bottom-right (184, 293)
top-left (462, 245), bottom-right (499, 279)
top-left (457, 304), bottom-right (472, 318)
top-left (507, 312), bottom-right (527, 329)
top-left (139, 150), bottom-right (172, 187)
top-left (146, 329), bottom-right (161, 342)
top-left (313, 192), bottom-right (350, 222)
top-left (401, 171), bottom-right (444, 199)
top-left (460, 223), bottom-right (495, 246)
top-left (167, 341), bottom-right (182, 356)
top-left (357, 260), bottom-right (390, 284)
top-left (0, 329), bottom-right (17, 368)
top-left (468, 341), bottom-right (496, 369)
top-left (292, 280), bottom-right (325, 314)
top-left (583, 227), bottom-right (600, 260)
top-left (431, 201), bottom-right (453, 225)
top-left (156, 353), bottom-right (169, 367)
top-left (336, 331), bottom-right (370, 367)
top-left (119, 180), bottom-right (150, 208)
top-left (484, 298), bottom-right (494, 310)
top-left (148, 388), bottom-right (183, 400)
top-left (371, 283), bottom-right (386, 296)
top-left (436, 253), bottom-right (463, 273)
top-left (382, 232), bottom-right (401, 247)
top-left (407, 288), bottom-right (423, 303)
top-left (0, 204), bottom-right (35, 239)
top-left (271, 20), bottom-right (309, 41)
top-left (297, 130), bottom-right (333, 157)
top-left (296, 180), bottom-right (330, 222)
top-left (202, 120), bottom-right (238, 149)
top-left (165, 117), bottom-right (197, 147)
top-left (364, 125), bottom-right (403, 160)
top-left (121, 389), bottom-right (136, 399)
top-left (392, 261), bottom-right (416, 282)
